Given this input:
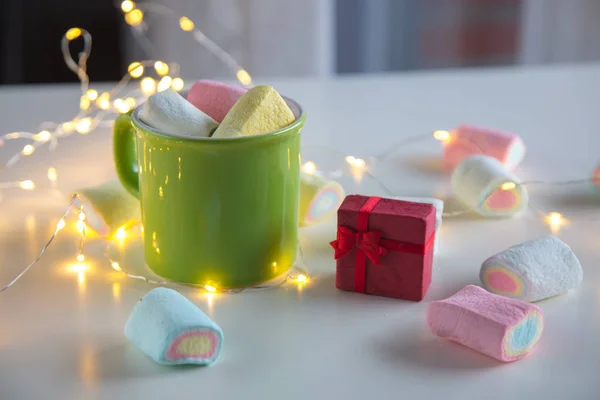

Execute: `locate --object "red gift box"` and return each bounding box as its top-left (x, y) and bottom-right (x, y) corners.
top-left (331, 195), bottom-right (436, 301)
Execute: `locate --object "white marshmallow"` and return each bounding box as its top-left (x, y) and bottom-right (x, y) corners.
top-left (451, 155), bottom-right (528, 217)
top-left (393, 196), bottom-right (443, 253)
top-left (480, 236), bottom-right (583, 302)
top-left (139, 88), bottom-right (218, 138)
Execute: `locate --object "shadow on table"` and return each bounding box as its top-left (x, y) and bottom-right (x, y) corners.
top-left (372, 325), bottom-right (502, 371)
top-left (95, 343), bottom-right (204, 380)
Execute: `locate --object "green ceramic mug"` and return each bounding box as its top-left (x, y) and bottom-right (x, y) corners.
top-left (113, 96), bottom-right (304, 288)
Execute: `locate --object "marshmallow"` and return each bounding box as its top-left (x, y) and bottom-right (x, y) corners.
top-left (393, 196), bottom-right (443, 253)
top-left (443, 125), bottom-right (526, 170)
top-left (187, 80), bottom-right (247, 122)
top-left (299, 172), bottom-right (345, 227)
top-left (125, 288), bottom-right (223, 366)
top-left (139, 88), bottom-right (218, 137)
top-left (451, 155), bottom-right (528, 217)
top-left (212, 85), bottom-right (295, 138)
top-left (75, 180), bottom-right (140, 237)
top-left (480, 236), bottom-right (583, 302)
top-left (427, 285), bottom-right (544, 362)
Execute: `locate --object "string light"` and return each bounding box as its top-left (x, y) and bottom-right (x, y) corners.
top-left (204, 284), bottom-right (217, 293)
top-left (125, 97), bottom-right (137, 109)
top-left (171, 78), bottom-right (184, 91)
top-left (76, 220), bottom-right (86, 233)
top-left (96, 92), bottom-right (111, 110)
top-left (114, 227), bottom-right (127, 240)
top-left (33, 130), bottom-right (51, 142)
top-left (154, 61), bottom-right (169, 76)
top-left (113, 98), bottom-right (130, 114)
top-left (78, 212), bottom-right (86, 221)
top-left (121, 0), bottom-right (135, 13)
top-left (62, 121), bottom-right (74, 133)
top-left (302, 161), bottom-right (317, 174)
top-left (56, 219), bottom-right (66, 232)
top-left (179, 17), bottom-right (194, 31)
top-left (128, 62), bottom-right (144, 78)
top-left (125, 9), bottom-right (144, 26)
top-left (501, 182), bottom-right (516, 191)
top-left (295, 274), bottom-right (308, 283)
top-left (47, 167), bottom-right (58, 182)
top-left (140, 77), bottom-right (156, 95)
top-left (79, 96), bottom-right (91, 110)
top-left (546, 212), bottom-right (564, 229)
top-left (21, 145), bottom-right (35, 156)
top-left (236, 69), bottom-right (252, 86)
top-left (86, 89), bottom-right (98, 101)
top-left (434, 130), bottom-right (451, 142)
top-left (111, 262), bottom-right (122, 272)
top-left (77, 254), bottom-right (85, 262)
top-left (19, 180), bottom-right (35, 190)
top-left (157, 76), bottom-right (172, 92)
top-left (75, 117), bottom-right (92, 134)
top-left (65, 28), bottom-right (82, 41)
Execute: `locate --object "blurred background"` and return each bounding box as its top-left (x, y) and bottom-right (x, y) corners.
top-left (1, 0), bottom-right (600, 85)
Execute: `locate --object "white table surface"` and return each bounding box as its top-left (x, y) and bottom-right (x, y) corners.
top-left (1, 64), bottom-right (599, 399)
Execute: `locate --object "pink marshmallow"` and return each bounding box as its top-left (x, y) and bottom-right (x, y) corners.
top-left (187, 80), bottom-right (247, 122)
top-left (443, 125), bottom-right (526, 170)
top-left (427, 285), bottom-right (544, 362)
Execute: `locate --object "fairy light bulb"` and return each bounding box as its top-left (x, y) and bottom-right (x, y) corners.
top-left (21, 145), bottom-right (35, 156)
top-left (79, 96), bottom-right (91, 110)
top-left (75, 117), bottom-right (92, 134)
top-left (296, 274), bottom-right (308, 283)
top-left (302, 161), bottom-right (317, 174)
top-left (345, 156), bottom-right (367, 183)
top-left (125, 97), bottom-right (136, 109)
top-left (19, 180), bottom-right (35, 190)
top-left (501, 182), bottom-right (516, 191)
top-left (121, 0), bottom-right (135, 13)
top-left (34, 130), bottom-right (52, 142)
top-left (96, 93), bottom-right (110, 110)
top-left (179, 16), bottom-right (195, 31)
top-left (236, 69), bottom-right (252, 86)
top-left (115, 227), bottom-right (127, 240)
top-left (154, 61), bottom-right (169, 76)
top-left (140, 77), bottom-right (156, 95)
top-left (78, 212), bottom-right (86, 221)
top-left (204, 284), bottom-right (217, 293)
top-left (47, 167), bottom-right (57, 182)
top-left (125, 9), bottom-right (144, 26)
top-left (62, 121), bottom-right (74, 133)
top-left (171, 78), bottom-right (184, 91)
top-left (111, 262), bottom-right (122, 272)
top-left (56, 219), bottom-right (66, 231)
top-left (77, 254), bottom-right (85, 262)
top-left (546, 212), bottom-right (564, 230)
top-left (434, 130), bottom-right (451, 143)
top-left (76, 219), bottom-right (86, 233)
top-left (65, 28), bottom-right (82, 41)
top-left (128, 62), bottom-right (144, 78)
top-left (157, 76), bottom-right (172, 92)
top-left (86, 89), bottom-right (98, 101)
top-left (113, 98), bottom-right (130, 114)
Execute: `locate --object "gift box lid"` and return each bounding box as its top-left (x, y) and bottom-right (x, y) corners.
top-left (337, 195), bottom-right (436, 245)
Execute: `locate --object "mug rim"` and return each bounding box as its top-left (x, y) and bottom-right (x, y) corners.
top-left (131, 94), bottom-right (305, 143)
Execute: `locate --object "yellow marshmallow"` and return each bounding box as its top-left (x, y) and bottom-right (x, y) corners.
top-left (211, 85), bottom-right (295, 138)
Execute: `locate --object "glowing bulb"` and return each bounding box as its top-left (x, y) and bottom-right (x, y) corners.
top-left (434, 130), bottom-right (451, 142)
top-left (56, 219), bottom-right (66, 231)
top-left (236, 69), bottom-right (252, 86)
top-left (125, 9), bottom-right (144, 26)
top-left (86, 89), bottom-right (98, 101)
top-left (501, 182), bottom-right (516, 191)
top-left (76, 220), bottom-right (86, 233)
top-left (47, 167), bottom-right (57, 182)
top-left (80, 96), bottom-right (90, 110)
top-left (154, 61), bottom-right (169, 76)
top-left (77, 254), bottom-right (85, 262)
top-left (34, 130), bottom-right (52, 142)
top-left (21, 145), bottom-right (35, 156)
top-left (113, 98), bottom-right (130, 114)
top-left (65, 28), bottom-right (82, 41)
top-left (115, 227), bottom-right (127, 240)
top-left (128, 62), bottom-right (144, 78)
top-left (302, 161), bottom-right (317, 174)
top-left (125, 97), bottom-right (136, 109)
top-left (171, 78), bottom-right (184, 91)
top-left (296, 274), bottom-right (308, 283)
top-left (121, 0), bottom-right (135, 13)
top-left (140, 77), bottom-right (156, 95)
top-left (345, 156), bottom-right (366, 168)
top-left (179, 16), bottom-right (195, 31)
top-left (204, 284), bottom-right (217, 293)
top-left (78, 212), bottom-right (86, 221)
top-left (70, 263), bottom-right (87, 273)
top-left (75, 117), bottom-right (92, 134)
top-left (19, 180), bottom-right (35, 190)
top-left (157, 76), bottom-right (172, 92)
top-left (96, 92), bottom-right (110, 110)
top-left (111, 262), bottom-right (122, 272)
top-left (546, 212), bottom-right (564, 228)
top-left (62, 121), bottom-right (74, 132)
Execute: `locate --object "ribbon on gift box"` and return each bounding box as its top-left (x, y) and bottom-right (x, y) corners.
top-left (330, 196), bottom-right (435, 293)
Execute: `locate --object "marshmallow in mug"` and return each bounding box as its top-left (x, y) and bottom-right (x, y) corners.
top-left (125, 288), bottom-right (224, 366)
top-left (139, 88), bottom-right (219, 137)
top-left (299, 172), bottom-right (345, 227)
top-left (212, 85), bottom-right (295, 138)
top-left (392, 196), bottom-right (444, 253)
top-left (443, 125), bottom-right (526, 170)
top-left (187, 80), bottom-right (246, 123)
top-left (427, 285), bottom-right (544, 363)
top-left (480, 236), bottom-right (583, 302)
top-left (451, 155), bottom-right (528, 217)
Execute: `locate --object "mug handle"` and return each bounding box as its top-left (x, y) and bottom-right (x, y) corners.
top-left (113, 112), bottom-right (140, 198)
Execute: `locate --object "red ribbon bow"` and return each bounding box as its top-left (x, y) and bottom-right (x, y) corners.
top-left (330, 226), bottom-right (389, 265)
